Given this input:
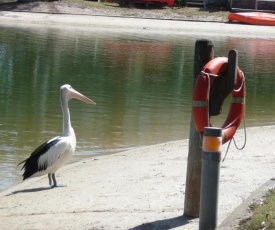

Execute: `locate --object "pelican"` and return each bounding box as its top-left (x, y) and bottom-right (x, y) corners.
top-left (18, 84), bottom-right (96, 188)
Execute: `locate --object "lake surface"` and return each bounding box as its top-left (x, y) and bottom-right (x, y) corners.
top-left (0, 24), bottom-right (274, 192)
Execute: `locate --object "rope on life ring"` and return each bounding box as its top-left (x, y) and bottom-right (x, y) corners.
top-left (192, 57), bottom-right (246, 144)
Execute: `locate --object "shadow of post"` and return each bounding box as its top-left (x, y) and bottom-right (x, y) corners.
top-left (128, 215), bottom-right (195, 230)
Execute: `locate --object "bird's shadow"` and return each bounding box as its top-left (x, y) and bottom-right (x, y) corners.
top-left (6, 186), bottom-right (54, 196)
top-left (128, 215), bottom-right (195, 230)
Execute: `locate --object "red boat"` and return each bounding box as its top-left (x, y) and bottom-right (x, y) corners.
top-left (228, 12), bottom-right (275, 26)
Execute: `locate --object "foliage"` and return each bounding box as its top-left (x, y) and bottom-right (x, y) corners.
top-left (174, 0), bottom-right (185, 7)
top-left (238, 188), bottom-right (275, 230)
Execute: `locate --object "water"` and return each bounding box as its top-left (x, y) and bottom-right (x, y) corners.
top-left (0, 25), bottom-right (274, 191)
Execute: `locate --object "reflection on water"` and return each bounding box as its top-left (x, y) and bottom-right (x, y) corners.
top-left (226, 38), bottom-right (275, 127)
top-left (0, 25), bottom-right (274, 192)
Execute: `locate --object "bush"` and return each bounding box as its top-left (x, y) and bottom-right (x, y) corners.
top-left (174, 0), bottom-right (185, 6)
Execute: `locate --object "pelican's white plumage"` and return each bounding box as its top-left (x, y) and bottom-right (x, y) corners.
top-left (35, 136), bottom-right (75, 177)
top-left (18, 84), bottom-right (95, 187)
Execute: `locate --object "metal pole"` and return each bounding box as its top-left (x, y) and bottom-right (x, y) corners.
top-left (199, 127), bottom-right (222, 230)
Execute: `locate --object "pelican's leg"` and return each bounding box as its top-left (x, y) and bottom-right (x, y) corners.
top-left (52, 173), bottom-right (57, 187)
top-left (51, 173), bottom-right (66, 188)
top-left (48, 173), bottom-right (52, 186)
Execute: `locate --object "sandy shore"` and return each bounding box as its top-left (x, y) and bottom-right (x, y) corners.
top-left (1, 126), bottom-right (275, 229)
top-left (0, 11), bottom-right (275, 39)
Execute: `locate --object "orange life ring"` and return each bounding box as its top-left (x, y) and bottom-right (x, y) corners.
top-left (192, 57), bottom-right (245, 144)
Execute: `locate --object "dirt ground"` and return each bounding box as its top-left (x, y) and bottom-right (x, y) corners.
top-left (0, 0), bottom-right (230, 22)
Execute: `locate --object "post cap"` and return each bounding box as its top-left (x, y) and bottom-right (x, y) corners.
top-left (203, 127), bottom-right (222, 137)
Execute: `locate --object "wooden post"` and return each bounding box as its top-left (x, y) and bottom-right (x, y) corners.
top-left (226, 49), bottom-right (238, 87)
top-left (208, 49), bottom-right (238, 117)
top-left (184, 39), bottom-right (214, 217)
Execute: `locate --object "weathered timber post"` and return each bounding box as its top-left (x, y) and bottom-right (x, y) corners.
top-left (226, 49), bottom-right (238, 87)
top-left (208, 49), bottom-right (238, 117)
top-left (184, 39), bottom-right (214, 217)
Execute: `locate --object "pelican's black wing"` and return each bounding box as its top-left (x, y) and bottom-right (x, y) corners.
top-left (18, 137), bottom-right (61, 180)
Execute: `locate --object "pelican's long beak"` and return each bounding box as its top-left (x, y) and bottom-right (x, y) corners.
top-left (70, 88), bottom-right (96, 105)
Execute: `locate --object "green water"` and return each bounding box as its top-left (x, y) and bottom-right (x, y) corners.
top-left (0, 25), bottom-right (274, 191)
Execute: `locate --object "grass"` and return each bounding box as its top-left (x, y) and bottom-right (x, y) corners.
top-left (66, 0), bottom-right (119, 8)
top-left (238, 188), bottom-right (275, 230)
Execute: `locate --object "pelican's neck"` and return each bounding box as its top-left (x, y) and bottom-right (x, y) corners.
top-left (61, 97), bottom-right (73, 136)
